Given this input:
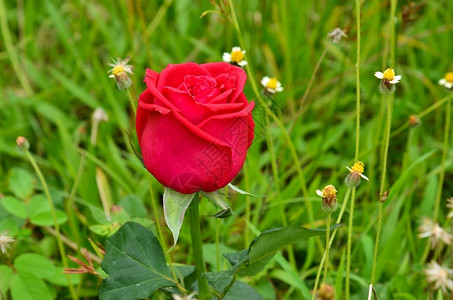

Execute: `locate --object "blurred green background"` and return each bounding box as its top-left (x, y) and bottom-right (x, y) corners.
top-left (1, 0), bottom-right (453, 299)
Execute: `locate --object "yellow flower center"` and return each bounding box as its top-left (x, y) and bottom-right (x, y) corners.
top-left (445, 72), bottom-right (453, 83)
top-left (322, 185), bottom-right (337, 198)
top-left (351, 161), bottom-right (365, 174)
top-left (230, 50), bottom-right (244, 63)
top-left (266, 78), bottom-right (278, 90)
top-left (383, 68), bottom-right (395, 81)
top-left (112, 65), bottom-right (125, 76)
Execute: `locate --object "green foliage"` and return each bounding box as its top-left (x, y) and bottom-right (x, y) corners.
top-left (1, 0), bottom-right (453, 299)
top-left (99, 222), bottom-right (175, 300)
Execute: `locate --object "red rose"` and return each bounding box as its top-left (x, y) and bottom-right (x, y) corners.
top-left (136, 62), bottom-right (255, 194)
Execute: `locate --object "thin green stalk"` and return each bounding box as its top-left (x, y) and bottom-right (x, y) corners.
top-left (433, 94), bottom-right (451, 221)
top-left (25, 150), bottom-right (77, 300)
top-left (265, 115), bottom-right (296, 268)
top-left (346, 188), bottom-right (356, 300)
top-left (0, 0), bottom-right (33, 96)
top-left (346, 0), bottom-right (361, 297)
top-left (312, 188), bottom-right (352, 299)
top-left (126, 87), bottom-right (137, 116)
top-left (371, 93), bottom-right (393, 284)
top-left (66, 152), bottom-right (86, 249)
top-left (295, 45), bottom-right (329, 119)
top-left (147, 177), bottom-right (183, 292)
top-left (243, 162), bottom-right (251, 248)
top-left (215, 219), bottom-right (221, 272)
top-left (188, 195), bottom-right (211, 300)
top-left (323, 212), bottom-right (332, 284)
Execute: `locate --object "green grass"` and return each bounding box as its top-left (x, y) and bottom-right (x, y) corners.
top-left (1, 0), bottom-right (453, 299)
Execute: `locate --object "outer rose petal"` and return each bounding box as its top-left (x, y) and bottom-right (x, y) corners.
top-left (137, 102), bottom-right (234, 194)
top-left (157, 63), bottom-right (210, 90)
top-left (198, 101), bottom-right (255, 183)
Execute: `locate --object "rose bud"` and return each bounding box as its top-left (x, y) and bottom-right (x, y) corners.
top-left (136, 62), bottom-right (255, 194)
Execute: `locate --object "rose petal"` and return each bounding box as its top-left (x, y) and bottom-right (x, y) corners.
top-left (198, 101), bottom-right (255, 183)
top-left (137, 102), bottom-right (234, 194)
top-left (202, 62), bottom-right (247, 103)
top-left (157, 63), bottom-right (211, 90)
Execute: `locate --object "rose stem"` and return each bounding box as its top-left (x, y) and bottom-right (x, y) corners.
top-left (188, 194), bottom-right (211, 299)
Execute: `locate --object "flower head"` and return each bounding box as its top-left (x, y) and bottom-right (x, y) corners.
top-left (0, 231), bottom-right (14, 254)
top-left (16, 136), bottom-right (29, 151)
top-left (425, 261), bottom-right (453, 293)
top-left (446, 197), bottom-right (453, 218)
top-left (108, 57), bottom-right (133, 90)
top-left (315, 283), bottom-right (335, 300)
top-left (316, 185), bottom-right (337, 212)
top-left (418, 218), bottom-right (452, 248)
top-left (345, 161), bottom-right (369, 188)
top-left (261, 76), bottom-right (283, 94)
top-left (439, 72), bottom-right (453, 89)
top-left (374, 68), bottom-right (401, 94)
top-left (327, 28), bottom-right (347, 44)
top-left (222, 46), bottom-right (247, 67)
top-left (408, 114), bottom-right (421, 127)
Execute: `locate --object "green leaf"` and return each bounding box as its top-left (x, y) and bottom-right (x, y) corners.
top-left (1, 196), bottom-right (28, 219)
top-left (30, 210), bottom-right (67, 226)
top-left (10, 272), bottom-right (52, 300)
top-left (227, 183), bottom-right (258, 196)
top-left (201, 191), bottom-right (233, 218)
top-left (240, 225), bottom-right (341, 275)
top-left (28, 194), bottom-right (67, 226)
top-left (223, 281), bottom-right (264, 300)
top-left (8, 168), bottom-right (35, 199)
top-left (99, 222), bottom-right (175, 300)
top-left (118, 195), bottom-right (148, 218)
top-left (14, 254), bottom-right (56, 279)
top-left (0, 265), bottom-right (13, 295)
top-left (163, 188), bottom-right (195, 245)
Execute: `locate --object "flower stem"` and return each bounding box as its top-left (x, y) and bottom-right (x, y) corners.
top-left (126, 87), bottom-right (137, 116)
top-left (25, 150), bottom-right (77, 300)
top-left (433, 93), bottom-right (451, 221)
top-left (323, 212), bottom-right (332, 284)
top-left (188, 195), bottom-right (211, 300)
top-left (312, 188), bottom-right (352, 299)
top-left (346, 188), bottom-right (356, 300)
top-left (371, 93), bottom-right (393, 284)
top-left (346, 0), bottom-right (361, 297)
top-left (147, 176), bottom-right (184, 292)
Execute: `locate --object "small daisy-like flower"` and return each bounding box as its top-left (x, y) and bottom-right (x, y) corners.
top-left (446, 197), bottom-right (453, 209)
top-left (172, 292), bottom-right (196, 300)
top-left (16, 136), bottom-right (29, 151)
top-left (327, 28), bottom-right (347, 44)
top-left (261, 76), bottom-right (283, 94)
top-left (0, 231), bottom-right (14, 254)
top-left (316, 185), bottom-right (337, 212)
top-left (425, 261), bottom-right (453, 293)
top-left (418, 218), bottom-right (452, 248)
top-left (222, 46), bottom-right (247, 67)
top-left (315, 283), bottom-right (335, 300)
top-left (108, 57), bottom-right (133, 90)
top-left (92, 108), bottom-right (109, 123)
top-left (408, 114), bottom-right (421, 127)
top-left (439, 72), bottom-right (453, 89)
top-left (345, 161), bottom-right (369, 188)
top-left (446, 197), bottom-right (453, 218)
top-left (374, 68), bottom-right (401, 94)
top-left (374, 68), bottom-right (402, 84)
